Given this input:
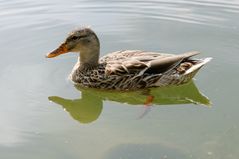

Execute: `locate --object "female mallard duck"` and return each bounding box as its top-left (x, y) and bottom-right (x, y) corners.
top-left (46, 27), bottom-right (211, 90)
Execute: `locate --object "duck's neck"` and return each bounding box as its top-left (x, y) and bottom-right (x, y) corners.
top-left (78, 47), bottom-right (100, 71)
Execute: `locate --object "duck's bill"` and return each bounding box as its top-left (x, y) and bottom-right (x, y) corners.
top-left (46, 43), bottom-right (68, 58)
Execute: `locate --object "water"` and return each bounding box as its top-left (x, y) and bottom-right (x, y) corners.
top-left (0, 0), bottom-right (238, 158)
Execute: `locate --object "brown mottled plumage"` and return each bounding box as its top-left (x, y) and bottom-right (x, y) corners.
top-left (46, 27), bottom-right (212, 90)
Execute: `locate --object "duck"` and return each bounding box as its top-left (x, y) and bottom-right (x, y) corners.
top-left (46, 27), bottom-right (212, 90)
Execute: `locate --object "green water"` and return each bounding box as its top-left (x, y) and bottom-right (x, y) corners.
top-left (0, 0), bottom-right (239, 159)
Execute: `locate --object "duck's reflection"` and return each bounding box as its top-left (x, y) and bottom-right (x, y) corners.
top-left (48, 81), bottom-right (210, 124)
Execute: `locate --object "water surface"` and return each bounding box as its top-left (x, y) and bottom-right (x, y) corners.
top-left (0, 0), bottom-right (239, 158)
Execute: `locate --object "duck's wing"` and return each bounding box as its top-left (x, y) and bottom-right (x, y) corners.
top-left (99, 50), bottom-right (200, 75)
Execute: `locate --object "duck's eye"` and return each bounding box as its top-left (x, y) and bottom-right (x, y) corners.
top-left (71, 36), bottom-right (78, 40)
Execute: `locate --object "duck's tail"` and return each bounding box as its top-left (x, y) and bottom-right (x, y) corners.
top-left (178, 57), bottom-right (212, 85)
top-left (184, 57), bottom-right (212, 76)
top-left (154, 57), bottom-right (212, 87)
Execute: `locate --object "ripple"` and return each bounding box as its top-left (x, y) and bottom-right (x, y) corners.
top-left (1, 0), bottom-right (238, 31)
top-left (70, 0), bottom-right (239, 27)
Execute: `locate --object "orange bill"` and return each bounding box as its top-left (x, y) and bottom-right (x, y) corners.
top-left (46, 43), bottom-right (68, 58)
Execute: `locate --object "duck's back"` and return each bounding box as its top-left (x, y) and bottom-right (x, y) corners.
top-left (71, 50), bottom-right (211, 90)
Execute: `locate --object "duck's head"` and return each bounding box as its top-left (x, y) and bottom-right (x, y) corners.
top-left (46, 27), bottom-right (100, 59)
